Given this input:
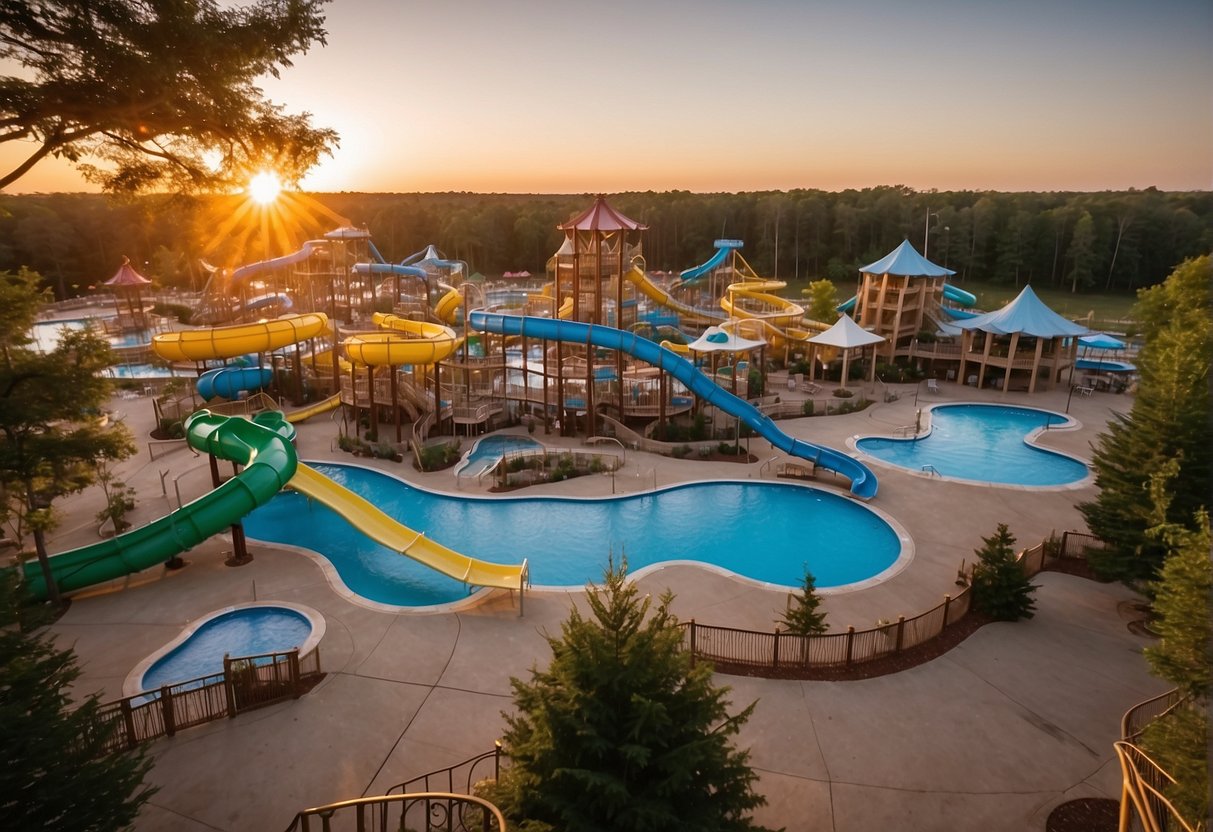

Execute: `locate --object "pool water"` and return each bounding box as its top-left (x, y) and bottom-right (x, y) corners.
top-left (855, 404), bottom-right (1088, 486)
top-left (455, 434), bottom-right (543, 478)
top-left (140, 606), bottom-right (313, 691)
top-left (244, 463), bottom-right (903, 607)
top-left (30, 318), bottom-right (152, 351)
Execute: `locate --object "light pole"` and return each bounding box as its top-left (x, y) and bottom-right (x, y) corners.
top-left (923, 209), bottom-right (940, 258)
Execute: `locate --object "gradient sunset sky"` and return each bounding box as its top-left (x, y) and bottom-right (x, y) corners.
top-left (4, 0), bottom-right (1211, 194)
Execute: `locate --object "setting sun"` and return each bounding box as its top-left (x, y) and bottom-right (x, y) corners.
top-left (247, 171), bottom-right (281, 205)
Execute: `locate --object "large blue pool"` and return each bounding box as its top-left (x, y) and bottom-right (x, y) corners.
top-left (137, 605), bottom-right (315, 692)
top-left (855, 404), bottom-right (1088, 486)
top-left (244, 463), bottom-right (904, 607)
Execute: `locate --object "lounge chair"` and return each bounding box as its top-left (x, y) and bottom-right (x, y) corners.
top-left (926, 378), bottom-right (940, 394)
top-left (800, 380), bottom-right (821, 394)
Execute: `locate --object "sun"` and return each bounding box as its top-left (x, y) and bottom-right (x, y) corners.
top-left (247, 171), bottom-right (281, 205)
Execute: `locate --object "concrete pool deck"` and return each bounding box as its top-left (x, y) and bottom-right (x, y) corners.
top-left (39, 378), bottom-right (1164, 831)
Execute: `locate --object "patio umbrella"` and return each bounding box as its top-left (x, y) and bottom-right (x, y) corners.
top-left (1078, 333), bottom-right (1126, 371)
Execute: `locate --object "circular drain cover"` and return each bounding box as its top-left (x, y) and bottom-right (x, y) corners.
top-left (1046, 798), bottom-right (1118, 832)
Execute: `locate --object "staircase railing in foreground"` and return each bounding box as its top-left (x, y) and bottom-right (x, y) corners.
top-left (284, 792), bottom-right (506, 832)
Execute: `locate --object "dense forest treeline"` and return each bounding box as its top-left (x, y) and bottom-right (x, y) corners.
top-left (0, 187), bottom-right (1208, 300)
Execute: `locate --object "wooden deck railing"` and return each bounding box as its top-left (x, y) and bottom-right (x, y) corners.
top-left (95, 648), bottom-right (321, 753)
top-left (681, 540), bottom-right (1056, 677)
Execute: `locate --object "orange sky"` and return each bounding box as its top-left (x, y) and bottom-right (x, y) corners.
top-left (3, 0), bottom-right (1210, 195)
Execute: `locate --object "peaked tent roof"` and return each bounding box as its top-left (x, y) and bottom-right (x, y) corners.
top-left (558, 195), bottom-right (647, 232)
top-left (807, 314), bottom-right (886, 349)
top-left (104, 257), bottom-right (152, 286)
top-left (687, 325), bottom-right (766, 353)
top-left (951, 285), bottom-right (1090, 338)
top-left (859, 239), bottom-right (955, 277)
top-left (1078, 333), bottom-right (1126, 350)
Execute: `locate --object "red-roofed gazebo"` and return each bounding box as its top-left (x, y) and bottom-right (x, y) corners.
top-left (104, 257), bottom-right (153, 331)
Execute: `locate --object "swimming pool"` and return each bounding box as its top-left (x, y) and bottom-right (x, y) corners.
top-left (854, 404), bottom-right (1088, 487)
top-left (30, 318), bottom-right (152, 351)
top-left (244, 463), bottom-right (906, 608)
top-left (125, 603), bottom-right (324, 696)
top-left (455, 434), bottom-right (544, 478)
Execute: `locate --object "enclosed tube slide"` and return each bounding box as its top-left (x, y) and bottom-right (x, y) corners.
top-left (152, 313), bottom-right (329, 362)
top-left (196, 365), bottom-right (273, 401)
top-left (341, 312), bottom-right (461, 367)
top-left (469, 311), bottom-right (878, 499)
top-left (21, 410), bottom-right (298, 601)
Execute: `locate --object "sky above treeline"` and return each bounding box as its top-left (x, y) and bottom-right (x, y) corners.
top-left (4, 0), bottom-right (1211, 194)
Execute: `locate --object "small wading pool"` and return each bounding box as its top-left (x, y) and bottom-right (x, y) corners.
top-left (243, 463), bottom-right (907, 608)
top-left (855, 403), bottom-right (1088, 487)
top-left (454, 434), bottom-right (544, 478)
top-left (124, 603), bottom-right (325, 697)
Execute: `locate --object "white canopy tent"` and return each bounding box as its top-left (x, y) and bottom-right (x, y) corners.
top-left (806, 315), bottom-right (886, 389)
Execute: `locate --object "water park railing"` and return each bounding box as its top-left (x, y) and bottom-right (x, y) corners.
top-left (387, 745), bottom-right (504, 798)
top-left (1115, 690), bottom-right (1206, 832)
top-left (284, 792), bottom-right (506, 832)
top-left (681, 540), bottom-right (1061, 677)
top-left (94, 647), bottom-right (322, 754)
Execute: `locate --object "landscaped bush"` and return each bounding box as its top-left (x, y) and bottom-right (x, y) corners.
top-left (417, 441), bottom-right (461, 471)
top-left (801, 399), bottom-right (814, 417)
top-left (832, 388), bottom-right (854, 398)
top-left (671, 444), bottom-right (691, 459)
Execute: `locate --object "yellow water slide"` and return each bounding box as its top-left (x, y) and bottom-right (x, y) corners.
top-left (434, 286), bottom-right (462, 324)
top-left (622, 265), bottom-right (722, 324)
top-left (285, 393), bottom-right (342, 423)
top-left (288, 463), bottom-right (528, 591)
top-left (152, 313), bottom-right (330, 362)
top-left (720, 281), bottom-right (805, 327)
top-left (341, 313), bottom-right (461, 367)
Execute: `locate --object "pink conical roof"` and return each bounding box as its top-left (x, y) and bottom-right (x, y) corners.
top-left (104, 257), bottom-right (152, 286)
top-left (558, 195), bottom-right (647, 232)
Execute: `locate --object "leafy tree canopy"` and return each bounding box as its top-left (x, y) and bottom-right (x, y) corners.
top-left (492, 558), bottom-right (771, 832)
top-left (0, 0), bottom-right (339, 192)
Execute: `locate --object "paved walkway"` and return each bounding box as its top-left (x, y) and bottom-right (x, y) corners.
top-left (42, 378), bottom-right (1163, 831)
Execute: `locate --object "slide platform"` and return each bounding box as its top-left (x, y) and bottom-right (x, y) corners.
top-left (287, 465), bottom-right (528, 591)
top-left (469, 311), bottom-right (878, 499)
top-left (21, 410), bottom-right (298, 601)
top-left (152, 313), bottom-right (329, 362)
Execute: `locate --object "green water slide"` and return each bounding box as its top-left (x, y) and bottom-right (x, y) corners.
top-left (21, 411), bottom-right (298, 601)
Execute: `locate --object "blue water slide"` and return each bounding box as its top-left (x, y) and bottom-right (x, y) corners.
top-left (941, 306), bottom-right (980, 320)
top-left (836, 295), bottom-right (858, 313)
top-left (942, 283), bottom-right (977, 307)
top-left (229, 240), bottom-right (328, 285)
top-left (244, 293), bottom-right (294, 313)
top-left (352, 262), bottom-right (429, 281)
top-left (469, 311), bottom-right (878, 500)
top-left (197, 365), bottom-right (273, 401)
top-left (678, 239), bottom-right (744, 285)
top-left (367, 240), bottom-right (388, 265)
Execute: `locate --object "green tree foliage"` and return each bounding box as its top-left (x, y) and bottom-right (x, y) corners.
top-left (802, 278), bottom-right (839, 325)
top-left (1080, 256), bottom-right (1212, 581)
top-left (970, 524), bottom-right (1037, 621)
top-left (0, 188), bottom-right (1209, 299)
top-left (492, 559), bottom-right (770, 832)
top-left (1137, 500), bottom-right (1210, 825)
top-left (0, 269), bottom-right (136, 604)
top-left (0, 572), bottom-right (156, 829)
top-left (777, 569), bottom-right (828, 635)
top-left (1143, 506), bottom-right (1210, 698)
top-left (0, 0), bottom-right (338, 193)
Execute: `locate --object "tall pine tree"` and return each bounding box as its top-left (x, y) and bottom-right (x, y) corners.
top-left (492, 558), bottom-right (770, 832)
top-left (0, 573), bottom-right (156, 828)
top-left (970, 524), bottom-right (1037, 621)
top-left (1080, 255), bottom-right (1211, 581)
top-left (777, 568), bottom-right (828, 635)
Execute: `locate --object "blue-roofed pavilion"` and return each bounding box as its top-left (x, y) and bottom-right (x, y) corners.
top-left (951, 285), bottom-right (1090, 393)
top-left (855, 240), bottom-right (956, 364)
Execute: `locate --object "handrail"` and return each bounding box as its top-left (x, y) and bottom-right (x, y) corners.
top-left (758, 456), bottom-right (779, 477)
top-left (285, 791), bottom-right (507, 832)
top-left (1114, 742), bottom-right (1202, 832)
top-left (921, 464), bottom-right (940, 477)
top-left (1121, 688), bottom-right (1188, 742)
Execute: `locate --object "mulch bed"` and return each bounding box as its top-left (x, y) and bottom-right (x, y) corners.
top-left (1046, 798), bottom-right (1119, 832)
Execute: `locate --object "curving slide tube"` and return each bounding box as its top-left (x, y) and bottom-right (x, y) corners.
top-left (469, 311), bottom-right (878, 499)
top-left (20, 410), bottom-right (298, 601)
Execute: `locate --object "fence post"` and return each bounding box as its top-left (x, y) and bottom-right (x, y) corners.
top-left (942, 594), bottom-right (952, 628)
top-left (222, 655), bottom-right (237, 718)
top-left (773, 628), bottom-right (780, 669)
top-left (161, 686), bottom-right (176, 737)
top-left (1061, 530), bottom-right (1071, 558)
top-left (689, 620), bottom-right (697, 667)
top-left (290, 650), bottom-right (301, 699)
top-left (120, 697), bottom-right (137, 750)
top-left (894, 616), bottom-right (906, 653)
top-left (845, 626), bottom-right (855, 666)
